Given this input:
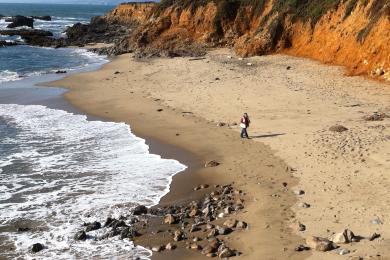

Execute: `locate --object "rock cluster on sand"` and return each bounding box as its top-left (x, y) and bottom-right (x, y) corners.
top-left (72, 184), bottom-right (246, 258)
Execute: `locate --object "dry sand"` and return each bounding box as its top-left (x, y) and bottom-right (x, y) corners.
top-left (47, 48), bottom-right (390, 260)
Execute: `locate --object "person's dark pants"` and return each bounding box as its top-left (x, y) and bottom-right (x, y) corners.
top-left (241, 128), bottom-right (249, 138)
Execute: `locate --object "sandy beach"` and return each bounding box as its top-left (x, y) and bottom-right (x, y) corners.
top-left (47, 48), bottom-right (390, 259)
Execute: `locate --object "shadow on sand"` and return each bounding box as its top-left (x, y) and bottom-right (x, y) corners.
top-left (249, 133), bottom-right (286, 139)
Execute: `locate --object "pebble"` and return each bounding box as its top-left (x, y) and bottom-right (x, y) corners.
top-left (165, 242), bottom-right (176, 250)
top-left (152, 245), bottom-right (163, 252)
top-left (306, 236), bottom-right (334, 251)
top-left (298, 202), bottom-right (311, 208)
top-left (294, 190), bottom-right (305, 195)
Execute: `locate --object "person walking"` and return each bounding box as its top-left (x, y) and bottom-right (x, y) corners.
top-left (240, 113), bottom-right (250, 139)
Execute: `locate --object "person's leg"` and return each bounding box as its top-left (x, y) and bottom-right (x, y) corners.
top-left (240, 128), bottom-right (245, 138)
top-left (244, 128), bottom-right (249, 138)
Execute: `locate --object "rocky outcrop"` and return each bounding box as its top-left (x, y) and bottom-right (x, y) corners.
top-left (6, 15), bottom-right (34, 28)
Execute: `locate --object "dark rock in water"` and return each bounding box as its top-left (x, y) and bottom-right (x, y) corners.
top-left (133, 205), bottom-right (147, 215)
top-left (55, 70), bottom-right (67, 74)
top-left (0, 29), bottom-right (53, 38)
top-left (100, 228), bottom-right (121, 240)
top-left (0, 40), bottom-right (17, 47)
top-left (17, 227), bottom-right (30, 232)
top-left (84, 221), bottom-right (101, 232)
top-left (110, 220), bottom-right (127, 229)
top-left (31, 243), bottom-right (44, 253)
top-left (32, 16), bottom-right (51, 21)
top-left (120, 227), bottom-right (140, 239)
top-left (104, 217), bottom-right (115, 227)
top-left (74, 231), bottom-right (87, 241)
top-left (7, 16), bottom-right (34, 28)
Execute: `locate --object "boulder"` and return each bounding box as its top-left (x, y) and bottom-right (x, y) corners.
top-left (74, 231), bottom-right (87, 241)
top-left (306, 236), bottom-right (334, 251)
top-left (133, 205), bottom-right (147, 215)
top-left (31, 243), bottom-right (44, 253)
top-left (7, 16), bottom-right (34, 28)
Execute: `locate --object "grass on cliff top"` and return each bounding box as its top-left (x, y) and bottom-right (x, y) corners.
top-left (156, 0), bottom-right (344, 23)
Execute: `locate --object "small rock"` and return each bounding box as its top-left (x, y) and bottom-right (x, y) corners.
top-left (294, 190), bottom-right (305, 195)
top-left (190, 243), bottom-right (202, 250)
top-left (223, 219), bottom-right (237, 229)
top-left (330, 229), bottom-right (355, 244)
top-left (371, 217), bottom-right (383, 225)
top-left (294, 244), bottom-right (309, 251)
top-left (246, 62), bottom-right (253, 66)
top-left (165, 242), bottom-right (176, 250)
top-left (207, 228), bottom-right (218, 238)
top-left (157, 109), bottom-right (163, 112)
top-left (286, 66), bottom-right (292, 70)
top-left (190, 224), bottom-right (201, 233)
top-left (114, 71), bottom-right (121, 74)
top-left (217, 213), bottom-right (225, 218)
top-left (368, 232), bottom-right (380, 241)
top-left (335, 248), bottom-right (350, 255)
top-left (173, 230), bottom-right (184, 241)
top-left (17, 227), bottom-right (30, 232)
top-left (85, 221), bottom-right (101, 232)
top-left (290, 222), bottom-right (306, 232)
top-left (219, 248), bottom-right (234, 258)
top-left (133, 205), bottom-right (147, 215)
top-left (298, 202), bottom-right (310, 208)
top-left (306, 236), bottom-right (334, 251)
top-left (205, 160), bottom-right (220, 167)
top-left (31, 243), bottom-right (44, 253)
top-left (189, 208), bottom-right (200, 218)
top-left (74, 231), bottom-right (87, 241)
top-left (215, 77), bottom-right (220, 81)
top-left (152, 245), bottom-right (163, 252)
top-left (236, 221), bottom-right (247, 229)
top-left (216, 226), bottom-right (231, 235)
top-left (217, 122), bottom-right (225, 127)
top-left (164, 214), bottom-right (176, 225)
top-left (329, 125), bottom-right (348, 133)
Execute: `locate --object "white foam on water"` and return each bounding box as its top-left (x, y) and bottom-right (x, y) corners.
top-left (0, 70), bottom-right (20, 84)
top-left (0, 104), bottom-right (187, 259)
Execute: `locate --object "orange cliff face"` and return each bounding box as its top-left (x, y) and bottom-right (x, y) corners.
top-left (105, 3), bottom-right (155, 24)
top-left (106, 1), bottom-right (390, 81)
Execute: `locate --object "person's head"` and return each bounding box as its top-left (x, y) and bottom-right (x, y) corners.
top-left (244, 113), bottom-right (248, 118)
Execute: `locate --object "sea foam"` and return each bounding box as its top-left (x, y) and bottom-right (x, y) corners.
top-left (0, 104), bottom-right (186, 259)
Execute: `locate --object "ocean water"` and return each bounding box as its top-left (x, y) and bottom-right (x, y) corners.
top-left (0, 3), bottom-right (187, 259)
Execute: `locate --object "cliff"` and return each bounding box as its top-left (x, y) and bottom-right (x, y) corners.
top-left (106, 0), bottom-right (390, 80)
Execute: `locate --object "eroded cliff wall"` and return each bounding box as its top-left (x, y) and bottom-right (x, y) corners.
top-left (107, 0), bottom-right (390, 80)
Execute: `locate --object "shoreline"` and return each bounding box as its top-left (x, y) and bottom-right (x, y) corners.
top-left (46, 53), bottom-right (308, 259)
